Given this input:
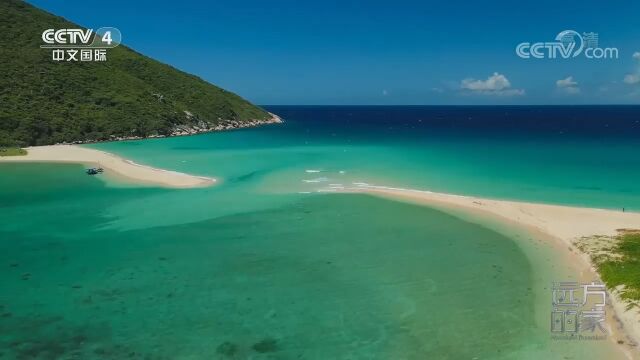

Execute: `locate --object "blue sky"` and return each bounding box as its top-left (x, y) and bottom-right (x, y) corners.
top-left (29, 0), bottom-right (640, 105)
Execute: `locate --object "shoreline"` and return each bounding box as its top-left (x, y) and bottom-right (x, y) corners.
top-left (57, 113), bottom-right (283, 145)
top-left (345, 184), bottom-right (640, 356)
top-left (0, 113), bottom-right (283, 185)
top-left (0, 145), bottom-right (216, 188)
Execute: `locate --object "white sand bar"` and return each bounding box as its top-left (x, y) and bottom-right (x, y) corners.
top-left (0, 145), bottom-right (216, 188)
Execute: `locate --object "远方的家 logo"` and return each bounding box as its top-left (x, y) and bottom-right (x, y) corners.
top-left (516, 30), bottom-right (618, 59)
top-left (40, 27), bottom-right (122, 62)
top-left (551, 281), bottom-right (608, 339)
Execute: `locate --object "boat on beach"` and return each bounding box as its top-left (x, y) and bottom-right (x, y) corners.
top-left (85, 167), bottom-right (104, 175)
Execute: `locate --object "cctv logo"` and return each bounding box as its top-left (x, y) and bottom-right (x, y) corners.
top-left (41, 27), bottom-right (120, 48)
top-left (40, 27), bottom-right (121, 62)
top-left (516, 30), bottom-right (618, 60)
top-left (42, 29), bottom-right (94, 45)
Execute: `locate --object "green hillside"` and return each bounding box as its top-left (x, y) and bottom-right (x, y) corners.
top-left (0, 0), bottom-right (272, 146)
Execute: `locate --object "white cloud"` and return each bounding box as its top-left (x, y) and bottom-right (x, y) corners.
top-left (624, 51), bottom-right (640, 85)
top-left (462, 72), bottom-right (510, 91)
top-left (624, 74), bottom-right (640, 85)
top-left (556, 76), bottom-right (580, 94)
top-left (556, 76), bottom-right (577, 88)
top-left (494, 89), bottom-right (526, 96)
top-left (460, 72), bottom-right (524, 96)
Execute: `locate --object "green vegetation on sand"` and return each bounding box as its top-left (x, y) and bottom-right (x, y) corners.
top-left (577, 230), bottom-right (640, 308)
top-left (596, 231), bottom-right (640, 307)
top-left (0, 0), bottom-right (271, 147)
top-left (0, 148), bottom-right (27, 157)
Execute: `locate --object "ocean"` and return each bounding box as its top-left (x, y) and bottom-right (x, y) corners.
top-left (1, 106), bottom-right (638, 359)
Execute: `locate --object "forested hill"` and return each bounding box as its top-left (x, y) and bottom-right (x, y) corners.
top-left (0, 0), bottom-right (276, 146)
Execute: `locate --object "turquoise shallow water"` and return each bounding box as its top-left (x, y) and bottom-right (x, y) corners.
top-left (91, 106), bottom-right (640, 214)
top-left (1, 106), bottom-right (638, 358)
top-left (0, 164), bottom-right (620, 359)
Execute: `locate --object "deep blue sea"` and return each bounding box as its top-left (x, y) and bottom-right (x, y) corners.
top-left (268, 105), bottom-right (640, 210)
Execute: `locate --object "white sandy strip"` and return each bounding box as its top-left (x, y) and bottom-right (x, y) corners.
top-left (0, 145), bottom-right (216, 188)
top-left (348, 184), bottom-right (640, 350)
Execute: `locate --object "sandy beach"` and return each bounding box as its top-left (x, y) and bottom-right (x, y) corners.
top-left (346, 184), bottom-right (640, 355)
top-left (0, 145), bottom-right (216, 188)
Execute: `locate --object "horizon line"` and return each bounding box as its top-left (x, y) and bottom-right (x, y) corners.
top-left (260, 104), bottom-right (640, 107)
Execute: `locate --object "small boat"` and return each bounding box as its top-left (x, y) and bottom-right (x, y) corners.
top-left (86, 168), bottom-right (99, 175)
